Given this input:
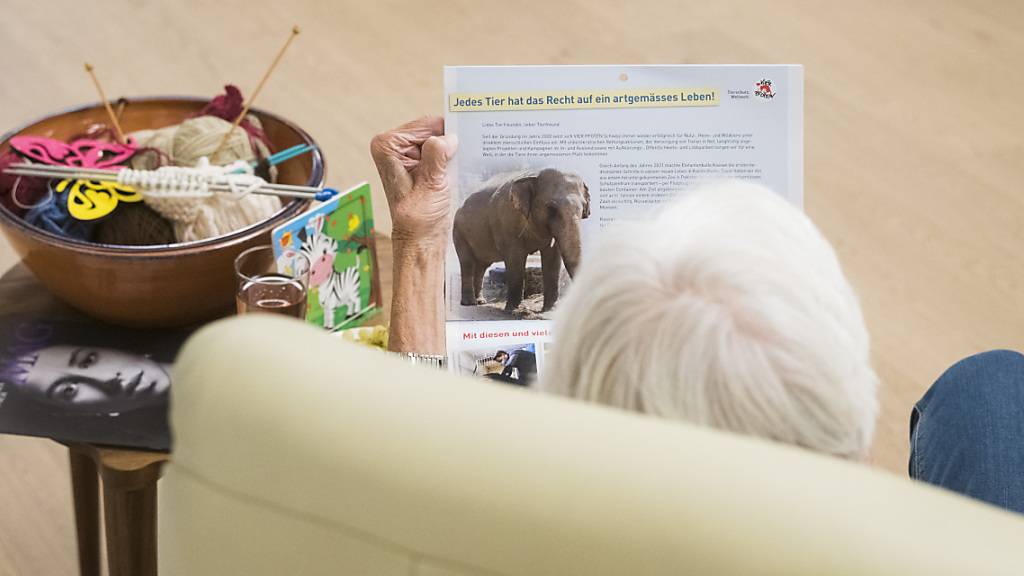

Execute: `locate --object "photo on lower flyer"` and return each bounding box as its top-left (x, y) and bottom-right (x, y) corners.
top-left (446, 320), bottom-right (552, 387)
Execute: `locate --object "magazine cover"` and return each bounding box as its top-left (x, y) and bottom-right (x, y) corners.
top-left (444, 64), bottom-right (804, 382)
top-left (271, 182), bottom-right (382, 331)
top-left (0, 315), bottom-right (190, 451)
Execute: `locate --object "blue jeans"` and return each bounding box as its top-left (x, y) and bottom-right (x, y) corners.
top-left (910, 350), bottom-right (1024, 514)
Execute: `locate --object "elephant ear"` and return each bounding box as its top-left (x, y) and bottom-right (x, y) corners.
top-left (581, 182), bottom-right (591, 219)
top-left (509, 174), bottom-right (537, 217)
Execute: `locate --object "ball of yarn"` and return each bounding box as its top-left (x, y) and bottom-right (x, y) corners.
top-left (172, 116), bottom-right (253, 167)
top-left (23, 182), bottom-right (95, 241)
top-left (128, 127), bottom-right (176, 171)
top-left (93, 202), bottom-right (177, 246)
top-left (0, 149), bottom-right (49, 217)
top-left (202, 85), bottom-right (246, 122)
top-left (126, 115), bottom-right (282, 243)
top-left (199, 85), bottom-right (273, 151)
top-left (129, 115), bottom-right (277, 179)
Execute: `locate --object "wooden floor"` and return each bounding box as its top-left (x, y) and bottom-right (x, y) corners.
top-left (1, 0), bottom-right (1022, 573)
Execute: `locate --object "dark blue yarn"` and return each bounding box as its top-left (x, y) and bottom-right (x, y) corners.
top-left (23, 180), bottom-right (97, 241)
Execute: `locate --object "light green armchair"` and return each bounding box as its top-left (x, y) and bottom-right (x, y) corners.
top-left (160, 315), bottom-right (1024, 575)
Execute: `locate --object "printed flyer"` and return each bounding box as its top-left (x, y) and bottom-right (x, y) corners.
top-left (443, 64), bottom-right (803, 382)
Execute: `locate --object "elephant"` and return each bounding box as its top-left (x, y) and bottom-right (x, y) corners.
top-left (453, 168), bottom-right (590, 312)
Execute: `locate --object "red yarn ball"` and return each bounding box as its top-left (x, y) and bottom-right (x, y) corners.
top-left (0, 149), bottom-right (49, 217)
top-left (199, 85), bottom-right (273, 151)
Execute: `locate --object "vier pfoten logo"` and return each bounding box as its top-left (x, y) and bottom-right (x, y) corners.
top-left (755, 79), bottom-right (775, 99)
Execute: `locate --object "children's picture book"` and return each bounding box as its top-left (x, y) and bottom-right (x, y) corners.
top-left (443, 64), bottom-right (803, 383)
top-left (0, 315), bottom-right (191, 451)
top-left (271, 182), bottom-right (381, 331)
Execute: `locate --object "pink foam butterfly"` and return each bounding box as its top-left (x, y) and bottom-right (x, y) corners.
top-left (10, 136), bottom-right (136, 169)
top-left (10, 136), bottom-right (139, 220)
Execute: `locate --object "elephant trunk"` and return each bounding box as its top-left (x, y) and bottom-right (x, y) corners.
top-left (554, 217), bottom-right (583, 278)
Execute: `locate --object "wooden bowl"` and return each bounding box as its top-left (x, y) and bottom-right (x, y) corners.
top-left (0, 97), bottom-right (323, 327)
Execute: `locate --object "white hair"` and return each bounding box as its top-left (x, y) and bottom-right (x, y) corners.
top-left (539, 181), bottom-right (879, 459)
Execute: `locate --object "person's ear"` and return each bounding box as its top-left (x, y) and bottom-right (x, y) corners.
top-left (510, 175), bottom-right (537, 217)
top-left (582, 183), bottom-right (591, 219)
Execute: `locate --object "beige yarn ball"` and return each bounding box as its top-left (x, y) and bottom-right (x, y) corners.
top-left (127, 115), bottom-right (282, 243)
top-left (172, 116), bottom-right (253, 168)
top-left (129, 126), bottom-right (176, 170)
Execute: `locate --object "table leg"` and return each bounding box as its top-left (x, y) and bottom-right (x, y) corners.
top-left (68, 450), bottom-right (101, 576)
top-left (102, 480), bottom-right (158, 576)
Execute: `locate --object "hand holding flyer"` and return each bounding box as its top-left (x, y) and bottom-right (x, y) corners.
top-left (369, 116), bottom-right (458, 247)
top-left (370, 117), bottom-right (456, 354)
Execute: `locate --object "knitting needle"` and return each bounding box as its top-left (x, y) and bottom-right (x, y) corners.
top-left (211, 25), bottom-right (301, 158)
top-left (6, 163), bottom-right (314, 190)
top-left (3, 164), bottom-right (338, 201)
top-left (3, 143), bottom-right (313, 183)
top-left (4, 166), bottom-right (335, 201)
top-left (84, 63), bottom-right (127, 144)
top-left (3, 165), bottom-right (122, 179)
top-left (238, 143), bottom-right (314, 173)
top-left (261, 143), bottom-right (314, 166)
top-left (3, 166), bottom-right (116, 179)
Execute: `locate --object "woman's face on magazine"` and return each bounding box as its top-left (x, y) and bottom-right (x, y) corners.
top-left (23, 345), bottom-right (170, 413)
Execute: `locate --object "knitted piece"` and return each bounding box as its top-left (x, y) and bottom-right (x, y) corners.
top-left (126, 116), bottom-right (281, 242)
top-left (119, 157), bottom-right (279, 243)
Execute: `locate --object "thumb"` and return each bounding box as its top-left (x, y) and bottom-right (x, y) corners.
top-left (416, 134), bottom-right (458, 187)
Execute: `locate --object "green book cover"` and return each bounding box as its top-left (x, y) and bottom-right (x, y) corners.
top-left (271, 182), bottom-right (381, 331)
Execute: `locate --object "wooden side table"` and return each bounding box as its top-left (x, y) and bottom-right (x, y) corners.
top-left (0, 264), bottom-right (174, 576)
top-left (64, 443), bottom-right (169, 576)
top-left (1, 235), bottom-right (392, 575)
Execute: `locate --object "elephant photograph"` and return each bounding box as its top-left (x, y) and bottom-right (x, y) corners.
top-left (452, 168), bottom-right (591, 319)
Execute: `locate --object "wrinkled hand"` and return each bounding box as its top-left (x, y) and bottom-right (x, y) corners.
top-left (370, 116), bottom-right (458, 247)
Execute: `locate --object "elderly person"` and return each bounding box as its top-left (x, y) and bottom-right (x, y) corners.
top-left (371, 117), bottom-right (1024, 513)
top-left (541, 180), bottom-right (878, 459)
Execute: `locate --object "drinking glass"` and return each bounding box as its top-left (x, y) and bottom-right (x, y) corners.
top-left (234, 246), bottom-right (309, 319)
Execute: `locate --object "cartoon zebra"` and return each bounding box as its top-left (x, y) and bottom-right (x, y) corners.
top-left (299, 215), bottom-right (363, 329)
top-left (333, 253), bottom-right (362, 320)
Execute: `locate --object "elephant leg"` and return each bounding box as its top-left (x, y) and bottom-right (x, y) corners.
top-left (540, 243), bottom-right (563, 312)
top-left (454, 227), bottom-right (479, 306)
top-left (472, 263), bottom-right (487, 304)
top-left (503, 251), bottom-right (528, 312)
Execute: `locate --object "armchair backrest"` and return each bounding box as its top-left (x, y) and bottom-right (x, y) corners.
top-left (160, 316), bottom-right (1024, 575)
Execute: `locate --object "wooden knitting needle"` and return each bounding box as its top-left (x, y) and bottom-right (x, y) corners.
top-left (84, 63), bottom-right (127, 144)
top-left (211, 25), bottom-right (301, 158)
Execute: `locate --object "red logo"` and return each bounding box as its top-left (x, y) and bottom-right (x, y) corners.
top-left (755, 79), bottom-right (775, 99)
